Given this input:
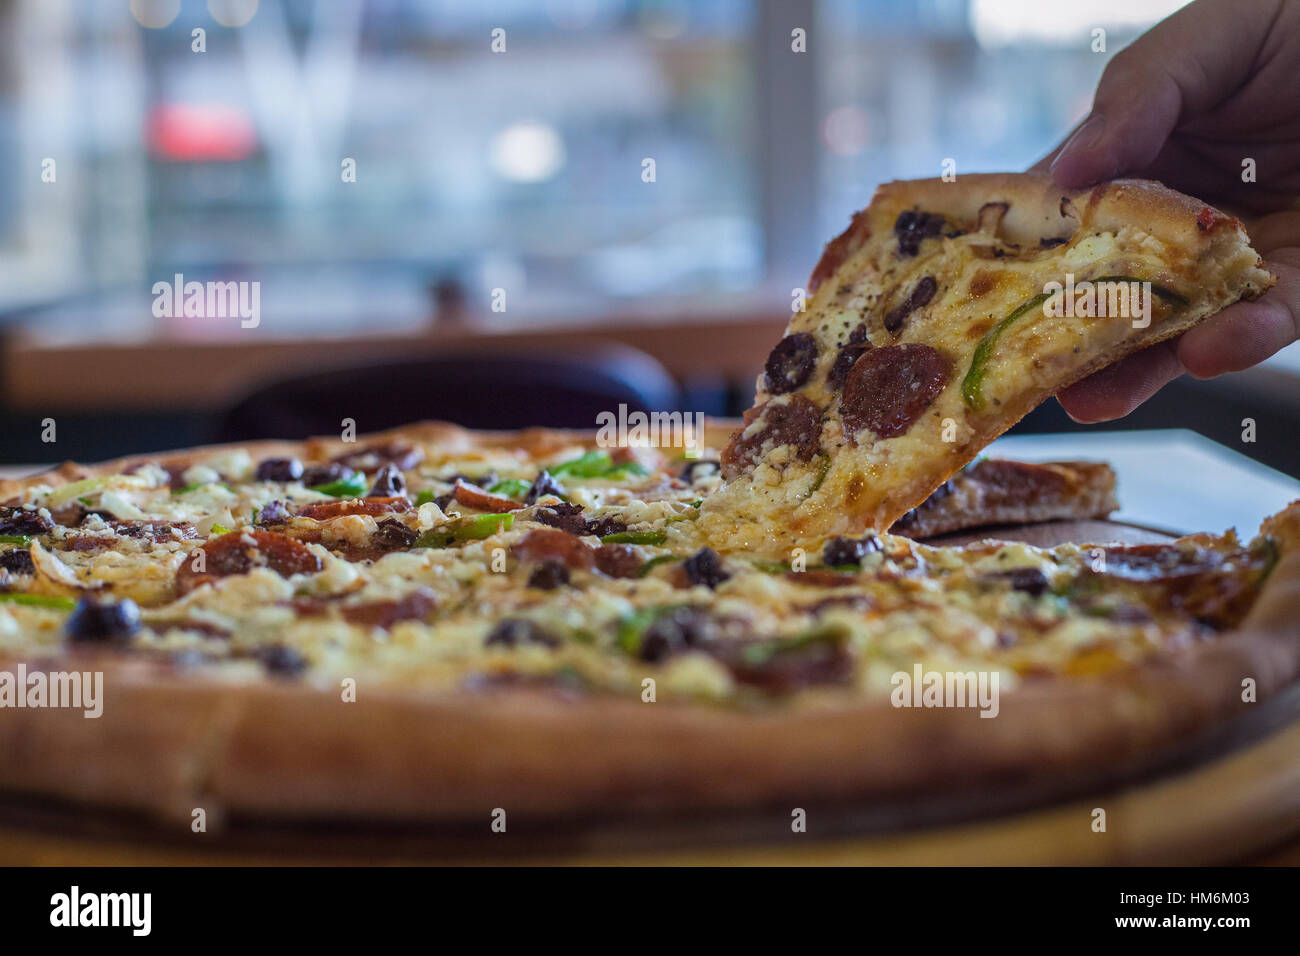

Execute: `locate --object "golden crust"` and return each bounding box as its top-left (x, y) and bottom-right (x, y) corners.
top-left (815, 173), bottom-right (1275, 291)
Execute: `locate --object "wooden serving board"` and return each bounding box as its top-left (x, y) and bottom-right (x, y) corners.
top-left (4, 519), bottom-right (1299, 866)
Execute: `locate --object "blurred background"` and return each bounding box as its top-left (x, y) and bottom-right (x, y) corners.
top-left (0, 0), bottom-right (1296, 474)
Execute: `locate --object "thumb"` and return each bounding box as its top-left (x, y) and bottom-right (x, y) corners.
top-left (1048, 58), bottom-right (1182, 188)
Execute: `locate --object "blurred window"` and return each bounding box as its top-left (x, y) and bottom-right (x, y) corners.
top-left (816, 0), bottom-right (1192, 240)
top-left (0, 0), bottom-right (1220, 343)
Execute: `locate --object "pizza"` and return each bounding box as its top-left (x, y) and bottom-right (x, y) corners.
top-left (0, 420), bottom-right (1296, 824)
top-left (0, 174), bottom-right (1294, 831)
top-left (699, 174), bottom-right (1274, 555)
top-left (891, 458), bottom-right (1117, 539)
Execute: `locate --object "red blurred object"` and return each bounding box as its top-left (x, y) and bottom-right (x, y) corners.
top-left (146, 103), bottom-right (258, 162)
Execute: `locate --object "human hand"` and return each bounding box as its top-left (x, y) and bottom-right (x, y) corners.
top-left (1032, 0), bottom-right (1300, 422)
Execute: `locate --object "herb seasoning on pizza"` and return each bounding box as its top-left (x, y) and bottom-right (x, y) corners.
top-left (700, 174), bottom-right (1274, 553)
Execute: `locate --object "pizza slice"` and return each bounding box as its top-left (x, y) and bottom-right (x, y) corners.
top-left (700, 174), bottom-right (1274, 554)
top-left (889, 458), bottom-right (1117, 539)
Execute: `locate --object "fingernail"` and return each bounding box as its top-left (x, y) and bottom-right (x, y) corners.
top-left (1050, 113), bottom-right (1106, 174)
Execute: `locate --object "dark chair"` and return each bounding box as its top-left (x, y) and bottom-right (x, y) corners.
top-left (216, 342), bottom-right (683, 441)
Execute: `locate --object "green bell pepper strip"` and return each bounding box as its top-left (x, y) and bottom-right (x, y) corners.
top-left (0, 593), bottom-right (76, 610)
top-left (605, 461), bottom-right (649, 479)
top-left (310, 472), bottom-right (368, 498)
top-left (551, 451), bottom-right (612, 478)
top-left (805, 454), bottom-right (831, 497)
top-left (414, 490), bottom-right (437, 507)
top-left (551, 451), bottom-right (647, 481)
top-left (415, 513), bottom-right (514, 548)
top-left (615, 604), bottom-right (688, 655)
top-left (487, 479), bottom-right (531, 499)
top-left (47, 476), bottom-right (113, 509)
top-left (1093, 275), bottom-right (1189, 307)
top-left (738, 624), bottom-right (847, 667)
top-left (961, 291), bottom-right (1052, 411)
top-left (962, 277), bottom-right (1188, 411)
top-left (637, 554), bottom-right (681, 578)
top-left (173, 482), bottom-right (233, 496)
top-left (601, 530), bottom-right (667, 546)
top-left (0, 534), bottom-right (32, 546)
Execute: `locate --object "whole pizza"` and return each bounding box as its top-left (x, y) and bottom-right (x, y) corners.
top-left (1, 174), bottom-right (1296, 830)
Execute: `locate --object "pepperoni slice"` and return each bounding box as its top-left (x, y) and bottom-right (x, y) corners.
top-left (341, 589), bottom-right (436, 630)
top-left (593, 544), bottom-right (642, 579)
top-left (721, 395), bottom-right (824, 479)
top-left (713, 636), bottom-right (852, 692)
top-left (510, 528), bottom-right (594, 570)
top-left (840, 344), bottom-right (950, 441)
top-left (177, 530), bottom-right (322, 595)
top-left (451, 480), bottom-right (524, 513)
top-left (297, 497), bottom-right (412, 521)
top-left (1090, 543), bottom-right (1263, 628)
top-left (764, 333), bottom-right (819, 395)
